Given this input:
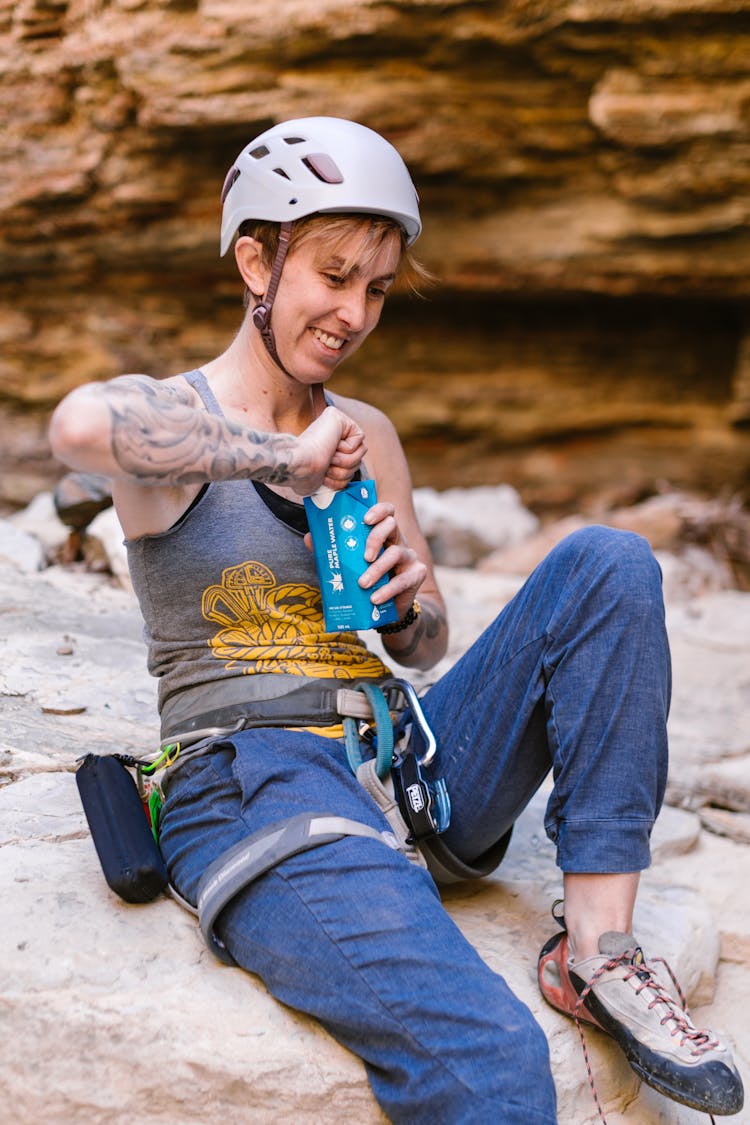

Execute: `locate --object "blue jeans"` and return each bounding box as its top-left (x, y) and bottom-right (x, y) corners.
top-left (159, 527), bottom-right (670, 1124)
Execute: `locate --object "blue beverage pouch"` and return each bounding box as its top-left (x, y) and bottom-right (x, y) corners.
top-left (304, 480), bottom-right (399, 632)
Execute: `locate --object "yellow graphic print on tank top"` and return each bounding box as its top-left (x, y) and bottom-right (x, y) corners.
top-left (201, 560), bottom-right (389, 680)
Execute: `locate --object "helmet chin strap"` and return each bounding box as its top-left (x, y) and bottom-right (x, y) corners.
top-left (251, 220), bottom-right (295, 376)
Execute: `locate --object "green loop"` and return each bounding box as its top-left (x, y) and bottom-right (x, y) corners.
top-left (147, 788), bottom-right (163, 844)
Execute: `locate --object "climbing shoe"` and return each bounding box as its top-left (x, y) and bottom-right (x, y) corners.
top-left (538, 928), bottom-right (744, 1118)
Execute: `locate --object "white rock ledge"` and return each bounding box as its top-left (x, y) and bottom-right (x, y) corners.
top-left (1, 508), bottom-right (748, 1125)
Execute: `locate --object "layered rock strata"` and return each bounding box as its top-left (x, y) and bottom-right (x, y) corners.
top-left (1, 0), bottom-right (749, 508)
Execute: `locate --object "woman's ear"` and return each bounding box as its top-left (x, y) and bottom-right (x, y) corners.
top-left (235, 236), bottom-right (270, 300)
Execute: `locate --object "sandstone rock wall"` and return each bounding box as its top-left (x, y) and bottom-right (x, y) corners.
top-left (1, 0), bottom-right (749, 508)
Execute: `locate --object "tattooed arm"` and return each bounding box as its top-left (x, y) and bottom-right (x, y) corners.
top-left (49, 374), bottom-right (366, 537)
top-left (50, 375), bottom-right (365, 491)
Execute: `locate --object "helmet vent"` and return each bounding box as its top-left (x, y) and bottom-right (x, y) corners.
top-left (273, 167), bottom-right (291, 180)
top-left (302, 154), bottom-right (344, 184)
top-left (282, 136), bottom-right (305, 145)
top-left (220, 166), bottom-right (240, 204)
top-left (249, 144), bottom-right (270, 159)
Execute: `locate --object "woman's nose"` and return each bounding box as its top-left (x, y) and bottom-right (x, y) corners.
top-left (336, 286), bottom-right (368, 332)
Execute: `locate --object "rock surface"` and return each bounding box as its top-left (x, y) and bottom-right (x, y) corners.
top-left (1, 489), bottom-right (749, 1124)
top-left (3, 0), bottom-right (749, 300)
top-left (1, 1), bottom-right (750, 509)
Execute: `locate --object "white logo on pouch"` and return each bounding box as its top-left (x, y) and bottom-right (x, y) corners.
top-left (340, 514), bottom-right (356, 532)
top-left (407, 784), bottom-right (425, 813)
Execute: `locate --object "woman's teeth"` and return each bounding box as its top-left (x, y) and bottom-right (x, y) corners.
top-left (313, 328), bottom-right (344, 350)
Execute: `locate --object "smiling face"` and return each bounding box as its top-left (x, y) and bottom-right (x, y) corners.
top-left (238, 216), bottom-right (404, 384)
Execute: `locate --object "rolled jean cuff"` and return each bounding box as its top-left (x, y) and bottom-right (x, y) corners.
top-left (552, 817), bottom-right (653, 873)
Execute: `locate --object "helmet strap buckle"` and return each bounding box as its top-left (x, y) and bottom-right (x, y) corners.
top-left (252, 302), bottom-right (270, 330)
top-left (252, 221), bottom-right (294, 374)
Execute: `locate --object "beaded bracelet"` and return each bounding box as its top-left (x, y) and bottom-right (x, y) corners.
top-left (375, 599), bottom-right (422, 635)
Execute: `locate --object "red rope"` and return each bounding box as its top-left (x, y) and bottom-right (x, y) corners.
top-left (570, 948), bottom-right (717, 1125)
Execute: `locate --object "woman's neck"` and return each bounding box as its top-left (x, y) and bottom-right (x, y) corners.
top-left (202, 323), bottom-right (315, 435)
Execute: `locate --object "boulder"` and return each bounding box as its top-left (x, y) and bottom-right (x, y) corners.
top-left (0, 519), bottom-right (44, 574)
top-left (7, 490), bottom-right (70, 560)
top-left (1, 493), bottom-right (749, 1124)
top-left (84, 507), bottom-right (132, 592)
top-left (413, 484), bottom-right (539, 567)
top-left (53, 471), bottom-right (115, 531)
top-left (479, 492), bottom-right (745, 597)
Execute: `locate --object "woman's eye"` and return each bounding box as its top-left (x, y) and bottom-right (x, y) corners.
top-left (369, 287), bottom-right (387, 300)
top-left (324, 273), bottom-right (344, 285)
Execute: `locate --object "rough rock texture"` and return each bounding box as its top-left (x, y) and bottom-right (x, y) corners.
top-left (1, 0), bottom-right (750, 509)
top-left (1, 490), bottom-right (749, 1124)
top-left (478, 489), bottom-right (750, 589)
top-left (3, 0), bottom-right (749, 297)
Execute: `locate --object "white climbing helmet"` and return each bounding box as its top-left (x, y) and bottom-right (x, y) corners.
top-left (219, 116), bottom-right (422, 255)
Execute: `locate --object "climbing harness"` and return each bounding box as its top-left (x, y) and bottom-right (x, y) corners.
top-left (197, 812), bottom-right (402, 964)
top-left (183, 677), bottom-right (512, 962)
top-left (159, 673), bottom-right (383, 742)
top-left (77, 676), bottom-right (512, 959)
top-left (342, 678), bottom-right (450, 857)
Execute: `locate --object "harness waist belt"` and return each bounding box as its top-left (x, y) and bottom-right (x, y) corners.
top-left (161, 674), bottom-right (386, 741)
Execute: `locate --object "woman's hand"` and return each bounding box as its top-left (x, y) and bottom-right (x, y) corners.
top-left (291, 406), bottom-right (367, 496)
top-left (299, 396), bottom-right (448, 671)
top-left (358, 500), bottom-right (427, 620)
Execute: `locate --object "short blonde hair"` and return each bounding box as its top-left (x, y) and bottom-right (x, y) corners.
top-left (238, 213), bottom-right (433, 298)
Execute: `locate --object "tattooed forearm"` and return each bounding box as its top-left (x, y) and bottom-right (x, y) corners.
top-left (385, 615), bottom-right (425, 660)
top-left (422, 602), bottom-right (446, 640)
top-left (382, 601), bottom-right (446, 661)
top-left (105, 376), bottom-right (296, 486)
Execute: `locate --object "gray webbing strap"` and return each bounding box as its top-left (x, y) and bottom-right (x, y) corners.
top-left (161, 679), bottom-right (382, 743)
top-left (355, 758), bottom-right (427, 869)
top-left (196, 811), bottom-right (400, 964)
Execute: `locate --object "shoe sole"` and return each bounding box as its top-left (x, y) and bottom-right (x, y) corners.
top-left (577, 980), bottom-right (744, 1117)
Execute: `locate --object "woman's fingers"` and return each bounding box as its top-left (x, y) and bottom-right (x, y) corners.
top-left (359, 540), bottom-right (426, 610)
top-left (294, 408), bottom-right (367, 494)
top-left (362, 503), bottom-right (399, 562)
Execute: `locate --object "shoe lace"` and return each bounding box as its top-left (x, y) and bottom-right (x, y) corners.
top-left (637, 953), bottom-right (719, 1054)
top-left (572, 947), bottom-right (718, 1125)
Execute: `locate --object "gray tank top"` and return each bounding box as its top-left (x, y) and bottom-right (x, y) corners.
top-left (126, 370), bottom-right (390, 734)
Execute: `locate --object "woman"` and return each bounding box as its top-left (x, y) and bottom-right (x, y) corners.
top-left (50, 117), bottom-right (742, 1124)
